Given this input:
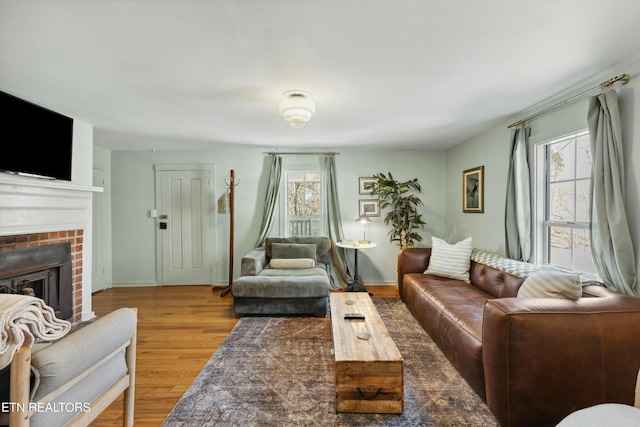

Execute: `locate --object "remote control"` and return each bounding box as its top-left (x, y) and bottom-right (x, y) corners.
top-left (344, 312), bottom-right (365, 320)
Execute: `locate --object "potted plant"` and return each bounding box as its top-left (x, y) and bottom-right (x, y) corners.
top-left (368, 172), bottom-right (426, 248)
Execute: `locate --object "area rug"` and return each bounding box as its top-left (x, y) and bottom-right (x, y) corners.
top-left (162, 298), bottom-right (499, 427)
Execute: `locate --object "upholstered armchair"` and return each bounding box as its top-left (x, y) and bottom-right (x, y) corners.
top-left (8, 307), bottom-right (137, 427)
top-left (556, 369), bottom-right (640, 426)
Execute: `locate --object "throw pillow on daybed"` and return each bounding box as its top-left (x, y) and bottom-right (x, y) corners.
top-left (424, 236), bottom-right (473, 283)
top-left (517, 267), bottom-right (582, 299)
top-left (269, 258), bottom-right (316, 269)
top-left (271, 243), bottom-right (317, 260)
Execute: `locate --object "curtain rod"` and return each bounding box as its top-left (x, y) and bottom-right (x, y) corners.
top-left (265, 152), bottom-right (340, 156)
top-left (507, 73), bottom-right (630, 129)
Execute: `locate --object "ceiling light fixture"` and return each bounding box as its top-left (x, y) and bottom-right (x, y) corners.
top-left (279, 90), bottom-right (315, 128)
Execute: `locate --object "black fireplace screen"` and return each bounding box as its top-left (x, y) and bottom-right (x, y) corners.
top-left (0, 242), bottom-right (72, 319)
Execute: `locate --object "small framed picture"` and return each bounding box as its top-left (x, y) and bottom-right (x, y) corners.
top-left (462, 166), bottom-right (484, 213)
top-left (359, 177), bottom-right (376, 195)
top-left (359, 199), bottom-right (380, 217)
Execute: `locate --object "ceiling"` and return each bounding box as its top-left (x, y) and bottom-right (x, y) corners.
top-left (1, 1), bottom-right (640, 151)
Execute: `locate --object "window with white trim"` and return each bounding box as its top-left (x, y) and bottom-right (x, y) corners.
top-left (536, 130), bottom-right (596, 274)
top-left (284, 170), bottom-right (324, 236)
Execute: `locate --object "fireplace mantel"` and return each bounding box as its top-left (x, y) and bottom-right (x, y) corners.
top-left (0, 174), bottom-right (102, 237)
top-left (0, 173), bottom-right (102, 321)
top-left (0, 173), bottom-right (103, 194)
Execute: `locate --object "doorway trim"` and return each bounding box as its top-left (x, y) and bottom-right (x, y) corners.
top-left (154, 164), bottom-right (216, 285)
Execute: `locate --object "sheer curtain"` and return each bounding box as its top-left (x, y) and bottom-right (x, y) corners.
top-left (588, 89), bottom-right (637, 296)
top-left (504, 126), bottom-right (532, 262)
top-left (254, 155), bottom-right (282, 247)
top-left (324, 155), bottom-right (352, 289)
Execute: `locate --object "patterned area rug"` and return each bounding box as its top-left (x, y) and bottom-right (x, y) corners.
top-left (162, 298), bottom-right (499, 427)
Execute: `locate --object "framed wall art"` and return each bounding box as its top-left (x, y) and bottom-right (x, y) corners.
top-left (462, 166), bottom-right (484, 213)
top-left (359, 177), bottom-right (376, 195)
top-left (359, 199), bottom-right (380, 217)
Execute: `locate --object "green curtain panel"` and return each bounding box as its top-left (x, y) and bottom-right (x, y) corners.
top-left (504, 127), bottom-right (532, 262)
top-left (324, 156), bottom-right (352, 289)
top-left (254, 155), bottom-right (282, 247)
top-left (588, 89), bottom-right (638, 296)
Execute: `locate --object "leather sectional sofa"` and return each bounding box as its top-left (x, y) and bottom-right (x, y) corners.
top-left (397, 247), bottom-right (640, 427)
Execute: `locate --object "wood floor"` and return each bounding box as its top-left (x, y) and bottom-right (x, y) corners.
top-left (90, 285), bottom-right (399, 426)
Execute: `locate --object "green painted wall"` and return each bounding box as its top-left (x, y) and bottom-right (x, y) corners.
top-left (108, 147), bottom-right (445, 286)
top-left (443, 58), bottom-right (640, 281)
top-left (101, 58), bottom-right (640, 289)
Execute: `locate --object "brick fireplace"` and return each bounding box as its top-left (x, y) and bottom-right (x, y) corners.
top-left (0, 231), bottom-right (84, 323)
top-left (0, 174), bottom-right (97, 323)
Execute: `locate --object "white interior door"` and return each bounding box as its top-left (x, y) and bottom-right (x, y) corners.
top-left (159, 169), bottom-right (213, 285)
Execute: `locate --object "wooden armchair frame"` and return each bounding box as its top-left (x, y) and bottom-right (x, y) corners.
top-left (8, 308), bottom-right (137, 427)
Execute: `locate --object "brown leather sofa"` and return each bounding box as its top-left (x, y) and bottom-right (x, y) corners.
top-left (397, 247), bottom-right (640, 427)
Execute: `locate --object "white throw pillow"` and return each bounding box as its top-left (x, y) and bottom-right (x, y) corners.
top-left (517, 268), bottom-right (582, 299)
top-left (424, 237), bottom-right (473, 283)
top-left (269, 258), bottom-right (316, 269)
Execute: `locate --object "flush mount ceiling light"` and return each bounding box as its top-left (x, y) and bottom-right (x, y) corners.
top-left (279, 90), bottom-right (315, 128)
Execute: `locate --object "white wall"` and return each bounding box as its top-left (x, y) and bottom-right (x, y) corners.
top-left (108, 147), bottom-right (445, 286)
top-left (93, 145), bottom-right (113, 290)
top-left (444, 59), bottom-right (640, 284)
top-left (71, 121), bottom-right (94, 187)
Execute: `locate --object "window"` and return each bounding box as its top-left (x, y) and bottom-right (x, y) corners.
top-left (285, 170), bottom-right (323, 236)
top-left (538, 130), bottom-right (596, 274)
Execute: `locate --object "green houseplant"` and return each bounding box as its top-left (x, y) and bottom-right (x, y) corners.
top-left (368, 172), bottom-right (426, 248)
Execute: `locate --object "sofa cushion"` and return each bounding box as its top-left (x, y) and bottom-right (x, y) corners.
top-left (408, 273), bottom-right (490, 342)
top-left (269, 258), bottom-right (316, 269)
top-left (271, 243), bottom-right (317, 260)
top-left (425, 236), bottom-right (473, 283)
top-left (517, 268), bottom-right (582, 299)
top-left (30, 307), bottom-right (136, 401)
top-left (232, 275), bottom-right (330, 298)
top-left (402, 272), bottom-right (490, 399)
top-left (30, 351), bottom-right (128, 427)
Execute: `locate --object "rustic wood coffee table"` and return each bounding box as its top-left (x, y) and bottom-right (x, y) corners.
top-left (329, 292), bottom-right (404, 413)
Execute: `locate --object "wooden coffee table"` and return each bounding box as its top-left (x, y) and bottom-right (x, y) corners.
top-left (329, 292), bottom-right (404, 413)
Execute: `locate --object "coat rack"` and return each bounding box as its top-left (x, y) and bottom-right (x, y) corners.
top-left (219, 170), bottom-right (238, 298)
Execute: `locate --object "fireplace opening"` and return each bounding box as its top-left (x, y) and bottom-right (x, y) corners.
top-left (0, 243), bottom-right (72, 319)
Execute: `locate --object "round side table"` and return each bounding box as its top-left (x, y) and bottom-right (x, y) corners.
top-left (336, 241), bottom-right (377, 292)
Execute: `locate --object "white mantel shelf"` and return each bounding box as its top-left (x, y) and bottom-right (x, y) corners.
top-left (0, 174), bottom-right (101, 237)
top-left (0, 173), bottom-right (103, 193)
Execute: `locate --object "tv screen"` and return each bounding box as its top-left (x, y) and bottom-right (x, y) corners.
top-left (0, 91), bottom-right (74, 181)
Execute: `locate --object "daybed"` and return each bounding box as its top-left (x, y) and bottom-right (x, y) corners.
top-left (232, 236), bottom-right (332, 317)
top-left (397, 246), bottom-right (640, 427)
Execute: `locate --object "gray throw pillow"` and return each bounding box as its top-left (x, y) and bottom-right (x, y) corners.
top-left (271, 243), bottom-right (317, 260)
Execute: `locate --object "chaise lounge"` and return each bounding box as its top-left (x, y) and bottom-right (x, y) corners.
top-left (232, 236), bottom-right (332, 317)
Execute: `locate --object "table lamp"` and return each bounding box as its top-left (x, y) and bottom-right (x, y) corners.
top-left (355, 214), bottom-right (372, 244)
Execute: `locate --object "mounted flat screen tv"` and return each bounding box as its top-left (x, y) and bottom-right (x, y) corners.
top-left (0, 90), bottom-right (74, 181)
